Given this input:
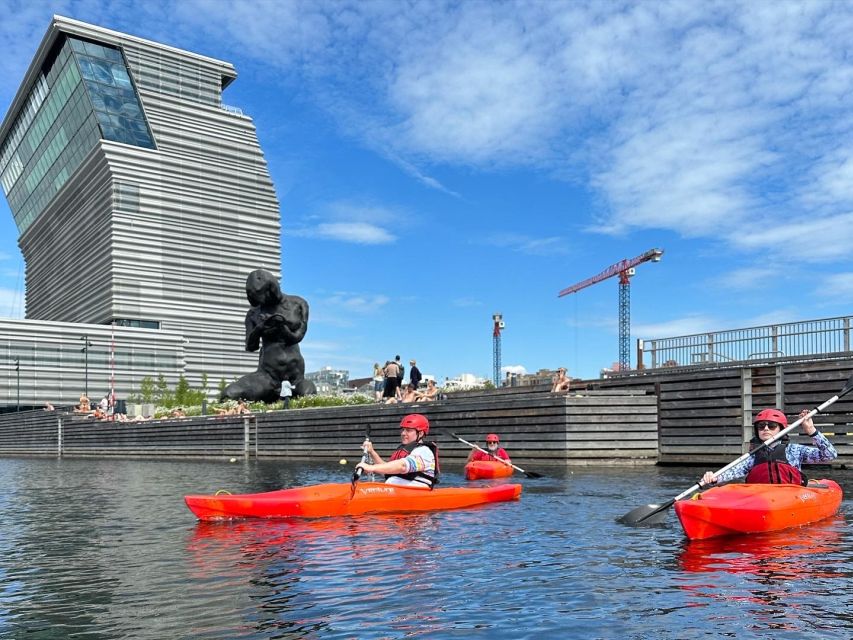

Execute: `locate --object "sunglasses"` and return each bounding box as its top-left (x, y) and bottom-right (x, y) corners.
top-left (755, 421), bottom-right (782, 431)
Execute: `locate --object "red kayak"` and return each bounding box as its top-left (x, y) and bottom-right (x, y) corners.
top-left (674, 479), bottom-right (843, 540)
top-left (464, 460), bottom-right (514, 480)
top-left (185, 482), bottom-right (522, 521)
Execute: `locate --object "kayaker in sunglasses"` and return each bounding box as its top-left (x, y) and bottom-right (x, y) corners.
top-left (357, 414), bottom-right (439, 489)
top-left (467, 433), bottom-right (511, 464)
top-left (701, 408), bottom-right (837, 487)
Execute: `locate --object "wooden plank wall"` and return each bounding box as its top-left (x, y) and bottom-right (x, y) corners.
top-left (0, 391), bottom-right (657, 467)
top-left (591, 358), bottom-right (853, 465)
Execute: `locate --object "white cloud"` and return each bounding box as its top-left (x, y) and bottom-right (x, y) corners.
top-left (711, 267), bottom-right (778, 291)
top-left (9, 2), bottom-right (853, 255)
top-left (633, 314), bottom-right (719, 339)
top-left (324, 292), bottom-right (390, 314)
top-left (820, 273), bottom-right (853, 302)
top-left (501, 364), bottom-right (527, 375)
top-left (171, 0), bottom-right (853, 250)
top-left (296, 222), bottom-right (396, 244)
top-left (731, 212), bottom-right (853, 261)
top-left (483, 233), bottom-right (569, 256)
top-left (285, 200), bottom-right (402, 244)
top-left (452, 297), bottom-right (482, 308)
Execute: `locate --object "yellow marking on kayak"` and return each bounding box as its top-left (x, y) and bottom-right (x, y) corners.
top-left (215, 489), bottom-right (232, 495)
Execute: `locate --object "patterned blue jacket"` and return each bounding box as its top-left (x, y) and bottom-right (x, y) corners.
top-left (715, 431), bottom-right (837, 484)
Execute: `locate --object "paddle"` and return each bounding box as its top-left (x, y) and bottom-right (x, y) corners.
top-left (350, 424), bottom-right (372, 497)
top-left (446, 431), bottom-right (542, 478)
top-left (619, 372), bottom-right (853, 526)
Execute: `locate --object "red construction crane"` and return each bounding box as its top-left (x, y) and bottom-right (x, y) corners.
top-left (558, 248), bottom-right (663, 372)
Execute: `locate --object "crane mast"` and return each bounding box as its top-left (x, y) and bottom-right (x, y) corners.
top-left (492, 313), bottom-right (504, 387)
top-left (559, 248), bottom-right (663, 371)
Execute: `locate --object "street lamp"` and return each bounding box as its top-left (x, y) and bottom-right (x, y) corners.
top-left (14, 357), bottom-right (20, 412)
top-left (80, 335), bottom-right (93, 397)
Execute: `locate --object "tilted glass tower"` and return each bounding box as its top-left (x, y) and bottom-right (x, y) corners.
top-left (0, 16), bottom-right (282, 387)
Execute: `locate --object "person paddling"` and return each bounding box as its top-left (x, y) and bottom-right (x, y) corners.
top-left (357, 414), bottom-right (439, 489)
top-left (466, 433), bottom-right (511, 465)
top-left (701, 408), bottom-right (837, 487)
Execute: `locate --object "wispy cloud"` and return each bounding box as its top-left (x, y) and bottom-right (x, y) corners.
top-left (634, 314), bottom-right (720, 339)
top-left (482, 233), bottom-right (569, 256)
top-left (452, 297), bottom-right (482, 308)
top-left (285, 199), bottom-right (400, 244)
top-left (820, 273), bottom-right (853, 302)
top-left (287, 222), bottom-right (395, 244)
top-left (710, 267), bottom-right (778, 291)
top-left (162, 1), bottom-right (853, 254)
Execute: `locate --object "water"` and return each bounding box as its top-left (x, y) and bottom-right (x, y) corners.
top-left (0, 457), bottom-right (851, 639)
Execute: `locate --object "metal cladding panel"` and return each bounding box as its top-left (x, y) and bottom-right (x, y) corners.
top-left (20, 147), bottom-right (115, 324)
top-left (8, 17), bottom-right (282, 389)
top-left (0, 318), bottom-right (187, 407)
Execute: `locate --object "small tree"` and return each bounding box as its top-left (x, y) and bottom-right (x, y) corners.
top-left (138, 375), bottom-right (156, 403)
top-left (156, 373), bottom-right (174, 406)
top-left (174, 375), bottom-right (191, 406)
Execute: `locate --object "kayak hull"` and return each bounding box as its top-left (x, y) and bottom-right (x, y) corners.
top-left (674, 479), bottom-right (842, 540)
top-left (185, 482), bottom-right (522, 521)
top-left (464, 460), bottom-right (514, 480)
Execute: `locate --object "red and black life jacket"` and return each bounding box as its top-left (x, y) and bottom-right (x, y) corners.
top-left (745, 439), bottom-right (806, 485)
top-left (388, 439), bottom-right (440, 488)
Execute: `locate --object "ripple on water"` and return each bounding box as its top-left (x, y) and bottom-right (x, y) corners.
top-left (1, 459), bottom-right (853, 639)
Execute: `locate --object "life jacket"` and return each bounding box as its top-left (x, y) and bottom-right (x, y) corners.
top-left (388, 439), bottom-right (440, 489)
top-left (745, 438), bottom-right (807, 485)
top-left (473, 447), bottom-right (509, 462)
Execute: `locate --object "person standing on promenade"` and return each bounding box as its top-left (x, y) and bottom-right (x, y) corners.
top-left (409, 359), bottom-right (422, 390)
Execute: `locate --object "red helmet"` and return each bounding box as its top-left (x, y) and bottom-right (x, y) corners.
top-left (754, 408), bottom-right (787, 428)
top-left (485, 433), bottom-right (500, 443)
top-left (400, 413), bottom-right (429, 435)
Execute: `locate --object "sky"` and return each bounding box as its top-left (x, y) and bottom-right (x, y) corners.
top-left (2, 0), bottom-right (853, 384)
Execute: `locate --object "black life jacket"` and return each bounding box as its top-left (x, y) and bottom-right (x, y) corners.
top-left (387, 439), bottom-right (440, 489)
top-left (745, 438), bottom-right (807, 485)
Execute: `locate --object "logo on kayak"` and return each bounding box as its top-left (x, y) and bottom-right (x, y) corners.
top-left (360, 487), bottom-right (396, 495)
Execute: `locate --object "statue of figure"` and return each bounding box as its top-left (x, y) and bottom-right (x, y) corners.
top-left (221, 269), bottom-right (317, 403)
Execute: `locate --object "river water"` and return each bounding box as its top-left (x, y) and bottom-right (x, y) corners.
top-left (0, 457), bottom-right (850, 639)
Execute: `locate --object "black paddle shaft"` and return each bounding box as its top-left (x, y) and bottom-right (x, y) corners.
top-left (351, 424), bottom-right (372, 488)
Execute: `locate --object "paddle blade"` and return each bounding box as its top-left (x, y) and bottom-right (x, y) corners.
top-left (349, 466), bottom-right (363, 498)
top-left (618, 498), bottom-right (675, 526)
top-left (839, 372), bottom-right (853, 398)
top-left (523, 470), bottom-right (543, 479)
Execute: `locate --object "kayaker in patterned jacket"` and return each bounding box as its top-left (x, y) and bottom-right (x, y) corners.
top-left (701, 408), bottom-right (838, 487)
top-left (357, 414), bottom-right (438, 489)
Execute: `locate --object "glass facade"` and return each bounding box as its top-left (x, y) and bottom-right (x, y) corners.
top-left (0, 35), bottom-right (155, 234)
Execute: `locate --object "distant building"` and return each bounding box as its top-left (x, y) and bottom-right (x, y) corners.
top-left (0, 16), bottom-right (282, 408)
top-left (443, 373), bottom-right (488, 391)
top-left (502, 369), bottom-right (550, 387)
top-left (306, 367), bottom-right (349, 394)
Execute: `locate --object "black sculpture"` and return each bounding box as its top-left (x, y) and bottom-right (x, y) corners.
top-left (221, 269), bottom-right (317, 403)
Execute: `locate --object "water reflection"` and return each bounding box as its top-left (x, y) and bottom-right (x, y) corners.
top-left (187, 514), bottom-right (446, 638)
top-left (674, 515), bottom-right (852, 635)
top-left (677, 515), bottom-right (845, 577)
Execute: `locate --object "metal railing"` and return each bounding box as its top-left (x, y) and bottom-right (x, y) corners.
top-left (638, 316), bottom-right (853, 370)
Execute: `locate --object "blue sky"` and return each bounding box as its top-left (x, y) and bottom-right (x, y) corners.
top-left (2, 0), bottom-right (853, 383)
